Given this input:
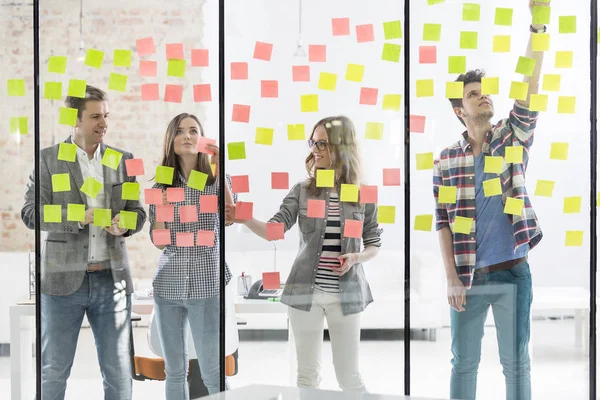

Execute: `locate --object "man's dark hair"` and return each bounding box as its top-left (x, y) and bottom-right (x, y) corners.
top-left (64, 85), bottom-right (107, 120)
top-left (449, 69), bottom-right (486, 126)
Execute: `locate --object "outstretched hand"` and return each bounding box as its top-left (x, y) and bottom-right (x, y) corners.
top-left (529, 0), bottom-right (550, 17)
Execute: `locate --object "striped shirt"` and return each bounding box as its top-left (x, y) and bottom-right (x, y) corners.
top-left (433, 102), bottom-right (543, 290)
top-left (314, 192), bottom-right (341, 293)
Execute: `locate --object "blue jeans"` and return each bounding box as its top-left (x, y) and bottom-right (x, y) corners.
top-left (450, 261), bottom-right (532, 400)
top-left (41, 270), bottom-right (132, 400)
top-left (154, 294), bottom-right (224, 399)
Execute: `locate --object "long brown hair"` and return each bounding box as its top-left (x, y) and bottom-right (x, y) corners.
top-left (157, 113), bottom-right (215, 186)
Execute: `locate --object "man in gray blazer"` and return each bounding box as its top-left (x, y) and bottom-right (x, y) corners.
top-left (21, 85), bottom-right (146, 400)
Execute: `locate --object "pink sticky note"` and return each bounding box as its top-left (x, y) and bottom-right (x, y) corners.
top-left (156, 205), bottom-right (175, 222)
top-left (308, 45), bottom-right (326, 62)
top-left (176, 232), bottom-right (195, 247)
top-left (197, 136), bottom-right (216, 155)
top-left (332, 17), bottom-right (350, 36)
top-left (232, 104), bottom-right (250, 123)
top-left (360, 87), bottom-right (378, 105)
top-left (231, 62), bottom-right (248, 80)
top-left (164, 84), bottom-right (183, 103)
top-left (356, 24), bottom-right (375, 43)
top-left (307, 199), bottom-right (326, 218)
top-left (197, 230), bottom-right (215, 247)
top-left (145, 189), bottom-right (163, 205)
top-left (139, 60), bottom-right (157, 77)
top-left (410, 115), bottom-right (426, 133)
top-left (419, 46), bottom-right (437, 64)
top-left (235, 201), bottom-right (253, 220)
top-left (383, 168), bottom-right (401, 186)
top-left (191, 49), bottom-right (209, 67)
top-left (262, 271), bottom-right (280, 290)
top-left (125, 158), bottom-right (145, 176)
top-left (231, 175), bottom-right (250, 193)
top-left (343, 219), bottom-right (363, 239)
top-left (271, 172), bottom-right (289, 189)
top-left (152, 229), bottom-right (171, 246)
top-left (360, 186), bottom-right (378, 204)
top-left (141, 83), bottom-right (159, 101)
top-left (292, 65), bottom-right (310, 82)
top-left (253, 41), bottom-right (273, 61)
top-left (166, 43), bottom-right (184, 60)
top-left (261, 80), bottom-right (279, 98)
top-left (167, 188), bottom-right (185, 202)
top-left (266, 222), bottom-right (285, 241)
top-left (200, 195), bottom-right (218, 213)
top-left (179, 205), bottom-right (198, 223)
top-left (193, 84), bottom-right (212, 102)
top-left (136, 37), bottom-right (155, 56)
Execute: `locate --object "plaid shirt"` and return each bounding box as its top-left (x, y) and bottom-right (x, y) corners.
top-left (433, 102), bottom-right (543, 289)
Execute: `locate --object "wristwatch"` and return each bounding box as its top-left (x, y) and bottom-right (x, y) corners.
top-left (530, 24), bottom-right (547, 33)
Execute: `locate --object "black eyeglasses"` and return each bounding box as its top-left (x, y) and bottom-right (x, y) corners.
top-left (308, 139), bottom-right (328, 151)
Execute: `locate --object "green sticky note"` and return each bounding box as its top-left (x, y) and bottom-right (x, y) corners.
top-left (504, 197), bottom-right (524, 216)
top-left (460, 31), bottom-right (478, 50)
top-left (542, 74), bottom-right (561, 92)
top-left (446, 82), bottom-right (463, 99)
top-left (532, 33), bottom-right (550, 51)
top-left (565, 230), bottom-right (584, 247)
top-left (439, 186), bottom-right (457, 204)
top-left (44, 205), bottom-right (62, 223)
top-left (340, 184), bottom-right (359, 202)
top-left (256, 127), bottom-right (274, 145)
top-left (448, 56), bottom-right (467, 74)
top-left (84, 49), bottom-right (105, 68)
top-left (228, 142), bottom-right (247, 160)
top-left (377, 205), bottom-right (396, 224)
top-left (509, 81), bottom-right (529, 101)
top-left (382, 43), bottom-right (401, 62)
top-left (481, 77), bottom-right (499, 95)
top-left (530, 94), bottom-right (548, 112)
top-left (156, 166), bottom-right (175, 185)
top-left (48, 56), bottom-right (67, 74)
top-left (58, 142), bottom-right (77, 162)
top-left (414, 214), bottom-right (433, 231)
top-left (532, 5), bottom-right (551, 25)
top-left (52, 173), bottom-right (71, 192)
top-left (80, 176), bottom-right (103, 198)
top-left (416, 152), bottom-right (434, 170)
top-left (484, 156), bottom-right (503, 173)
top-left (365, 122), bottom-right (384, 140)
top-left (559, 16), bottom-right (577, 33)
top-left (495, 8), bottom-right (513, 26)
top-left (188, 170), bottom-right (209, 191)
top-left (382, 94), bottom-right (401, 111)
top-left (122, 182), bottom-right (140, 201)
top-left (68, 79), bottom-right (86, 98)
top-left (59, 107), bottom-right (78, 127)
top-left (505, 146), bottom-right (523, 164)
top-left (493, 35), bottom-right (511, 52)
top-left (118, 210), bottom-right (138, 230)
top-left (558, 96), bottom-right (576, 114)
top-left (383, 20), bottom-right (402, 39)
top-left (44, 82), bottom-right (62, 100)
top-left (564, 197), bottom-right (582, 214)
top-left (67, 204), bottom-right (85, 222)
top-left (483, 178), bottom-right (502, 197)
top-left (462, 3), bottom-right (480, 21)
top-left (316, 169), bottom-right (335, 187)
top-left (515, 56), bottom-right (536, 76)
top-left (167, 59), bottom-right (186, 77)
top-left (7, 79), bottom-right (25, 96)
top-left (108, 73), bottom-right (128, 92)
top-left (101, 148), bottom-right (123, 170)
top-left (427, 0), bottom-right (444, 4)
top-left (534, 180), bottom-right (555, 197)
top-left (9, 117), bottom-right (28, 135)
top-left (416, 79), bottom-right (434, 97)
top-left (550, 142), bottom-right (569, 160)
top-left (287, 124), bottom-right (305, 140)
top-left (453, 216), bottom-right (473, 234)
top-left (93, 208), bottom-right (112, 227)
top-left (113, 50), bottom-right (132, 67)
top-left (345, 64), bottom-right (365, 82)
top-left (318, 72), bottom-right (337, 91)
top-left (423, 23), bottom-right (441, 42)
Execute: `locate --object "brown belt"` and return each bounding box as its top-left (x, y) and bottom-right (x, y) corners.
top-left (474, 256), bottom-right (527, 275)
top-left (87, 261), bottom-right (110, 272)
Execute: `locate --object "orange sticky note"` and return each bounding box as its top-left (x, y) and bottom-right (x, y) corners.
top-left (359, 87), bottom-right (378, 105)
top-left (360, 186), bottom-right (378, 204)
top-left (176, 232), bottom-right (195, 247)
top-left (179, 205), bottom-right (198, 223)
top-left (191, 49), bottom-right (209, 67)
top-left (271, 172), bottom-right (289, 189)
top-left (156, 205), bottom-right (175, 222)
top-left (193, 84), bottom-right (212, 102)
top-left (166, 188), bottom-right (184, 202)
top-left (343, 219), bottom-right (363, 238)
top-left (419, 46), bottom-right (437, 64)
top-left (200, 195), bottom-right (218, 213)
top-left (235, 201), bottom-right (253, 220)
top-left (141, 84), bottom-right (159, 101)
top-left (262, 272), bottom-right (280, 290)
top-left (139, 60), bottom-right (157, 77)
top-left (261, 80), bottom-right (279, 98)
top-left (136, 37), bottom-right (155, 56)
top-left (231, 62), bottom-right (248, 80)
top-left (152, 229), bottom-right (171, 246)
top-left (292, 65), bottom-right (310, 82)
top-left (356, 24), bottom-right (375, 43)
top-left (232, 104), bottom-right (251, 122)
top-left (307, 199), bottom-right (326, 218)
top-left (196, 136), bottom-right (216, 155)
top-left (308, 45), bottom-right (326, 62)
top-left (410, 115), bottom-right (426, 133)
top-left (266, 222), bottom-right (285, 241)
top-left (197, 230), bottom-right (215, 247)
top-left (253, 41), bottom-right (273, 61)
top-left (383, 168), bottom-right (401, 186)
top-left (125, 158), bottom-right (145, 176)
top-left (144, 189), bottom-right (163, 205)
top-left (332, 17), bottom-right (350, 36)
top-left (231, 175), bottom-right (250, 193)
top-left (164, 84), bottom-right (183, 103)
top-left (166, 43), bottom-right (184, 60)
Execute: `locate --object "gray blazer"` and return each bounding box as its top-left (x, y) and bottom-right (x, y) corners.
top-left (21, 137), bottom-right (147, 296)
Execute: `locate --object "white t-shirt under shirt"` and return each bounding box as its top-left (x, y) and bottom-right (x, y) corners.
top-left (314, 191), bottom-right (342, 293)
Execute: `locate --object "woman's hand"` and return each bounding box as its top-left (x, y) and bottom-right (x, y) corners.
top-left (334, 253), bottom-right (360, 276)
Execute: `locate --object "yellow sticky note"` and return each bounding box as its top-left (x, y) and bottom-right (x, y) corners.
top-left (51, 173), bottom-right (71, 192)
top-left (532, 5), bottom-right (551, 25)
top-left (67, 204), bottom-right (85, 222)
top-left (505, 146), bottom-right (523, 164)
top-left (530, 94), bottom-right (548, 112)
top-left (558, 96), bottom-right (576, 114)
top-left (532, 33), bottom-right (550, 51)
top-left (59, 107), bottom-right (78, 127)
top-left (255, 127), bottom-right (274, 145)
top-left (44, 205), bottom-right (62, 223)
top-left (462, 3), bottom-right (480, 21)
top-left (156, 166), bottom-right (175, 185)
top-left (9, 117), bottom-right (28, 135)
top-left (119, 210), bottom-right (138, 230)
top-left (80, 177), bottom-right (103, 199)
top-left (453, 216), bottom-right (473, 234)
top-left (515, 56), bottom-right (536, 76)
top-left (555, 51), bottom-right (573, 68)
top-left (504, 197), bottom-right (524, 216)
top-left (484, 156), bottom-right (503, 173)
top-left (377, 205), bottom-right (396, 224)
top-left (382, 94), bottom-right (401, 111)
top-left (448, 56), bottom-right (467, 74)
top-left (301, 94), bottom-right (319, 112)
top-left (483, 178), bottom-right (502, 197)
top-left (365, 122), bottom-right (384, 140)
top-left (287, 124), bottom-right (305, 140)
top-left (345, 64), bottom-right (365, 82)
top-left (167, 59), bottom-right (186, 77)
top-left (550, 142), bottom-right (569, 160)
top-left (122, 182), bottom-right (140, 201)
top-left (559, 16), bottom-right (577, 34)
top-left (7, 79), bottom-right (25, 96)
top-left (210, 163), bottom-right (217, 176)
top-left (495, 8), bottom-right (513, 26)
top-left (493, 35), bottom-right (511, 53)
top-left (460, 31), bottom-right (478, 49)
top-left (428, 0), bottom-right (444, 4)
top-left (113, 50), bottom-right (132, 67)
top-left (416, 153), bottom-right (434, 170)
top-left (188, 170), bottom-right (208, 191)
top-left (481, 77), bottom-right (499, 95)
top-left (340, 184), bottom-right (359, 202)
top-left (509, 81), bottom-right (529, 101)
top-left (446, 82), bottom-right (464, 99)
top-left (101, 148), bottom-right (123, 170)
top-left (564, 197), bottom-right (582, 214)
top-left (84, 49), bottom-right (105, 68)
top-left (93, 208), bottom-right (112, 227)
top-left (67, 79), bottom-right (86, 98)
top-left (542, 74), bottom-right (561, 92)
top-left (48, 56), bottom-right (67, 74)
top-left (108, 73), bottom-right (128, 92)
top-left (318, 72), bottom-right (337, 91)
top-left (58, 142), bottom-right (77, 162)
top-left (416, 79), bottom-right (434, 97)
top-left (438, 186), bottom-right (457, 204)
top-left (382, 43), bottom-right (402, 62)
top-left (44, 82), bottom-right (62, 100)
top-left (423, 23), bottom-right (441, 41)
top-left (414, 214), bottom-right (433, 231)
top-left (316, 169), bottom-right (335, 188)
top-left (535, 180), bottom-right (555, 197)
top-left (565, 230), bottom-right (583, 247)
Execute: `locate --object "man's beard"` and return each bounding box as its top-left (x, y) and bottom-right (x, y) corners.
top-left (473, 110), bottom-right (493, 123)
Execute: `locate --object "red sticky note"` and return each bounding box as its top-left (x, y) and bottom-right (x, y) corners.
top-left (261, 80), bottom-right (279, 98)
top-left (308, 45), bottom-right (326, 62)
top-left (383, 168), bottom-right (401, 186)
top-left (356, 24), bottom-right (375, 43)
top-left (176, 232), bottom-right (195, 247)
top-left (166, 43), bottom-right (184, 60)
top-left (307, 199), bottom-right (326, 218)
top-left (232, 104), bottom-right (250, 123)
top-left (343, 219), bottom-right (363, 239)
top-left (125, 158), bottom-right (145, 176)
top-left (197, 230), bottom-right (215, 247)
top-left (292, 65), bottom-right (310, 82)
top-left (419, 46), bottom-right (437, 64)
top-left (193, 84), bottom-right (212, 102)
top-left (164, 84), bottom-right (183, 103)
top-left (359, 87), bottom-right (378, 105)
top-left (136, 37), bottom-right (155, 56)
top-left (141, 83), bottom-right (159, 101)
top-left (253, 41), bottom-right (273, 61)
top-left (262, 271), bottom-right (280, 290)
top-left (179, 205), bottom-right (198, 223)
top-left (231, 175), bottom-right (250, 193)
top-left (266, 222), bottom-right (285, 241)
top-left (235, 201), bottom-right (253, 220)
top-left (360, 186), bottom-right (378, 204)
top-left (410, 115), bottom-right (426, 133)
top-left (152, 229), bottom-right (171, 246)
top-left (191, 49), bottom-right (209, 67)
top-left (200, 195), bottom-right (218, 213)
top-left (332, 17), bottom-right (350, 36)
top-left (145, 189), bottom-right (163, 205)
top-left (271, 172), bottom-right (289, 189)
top-left (167, 187), bottom-right (184, 202)
top-left (197, 136), bottom-right (216, 155)
top-left (139, 60), bottom-right (157, 77)
top-left (231, 62), bottom-right (248, 80)
top-left (156, 205), bottom-right (175, 222)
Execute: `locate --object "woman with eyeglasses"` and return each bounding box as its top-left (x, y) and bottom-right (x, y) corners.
top-left (225, 116), bottom-right (382, 392)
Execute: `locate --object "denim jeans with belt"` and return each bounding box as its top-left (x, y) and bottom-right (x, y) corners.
top-left (450, 261), bottom-right (533, 400)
